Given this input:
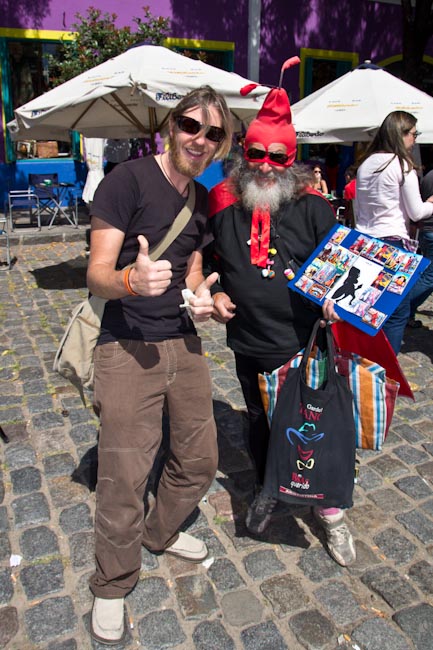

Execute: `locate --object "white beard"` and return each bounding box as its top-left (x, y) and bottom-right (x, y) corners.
top-left (239, 167), bottom-right (296, 213)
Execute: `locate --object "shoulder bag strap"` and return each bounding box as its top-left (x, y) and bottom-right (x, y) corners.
top-left (148, 181), bottom-right (196, 261)
top-left (99, 180), bottom-right (196, 291)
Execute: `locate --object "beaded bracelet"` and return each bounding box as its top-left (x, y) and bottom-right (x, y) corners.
top-left (123, 267), bottom-right (139, 296)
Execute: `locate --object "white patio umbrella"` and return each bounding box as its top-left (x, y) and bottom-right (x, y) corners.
top-left (7, 44), bottom-right (269, 150)
top-left (292, 62), bottom-right (433, 144)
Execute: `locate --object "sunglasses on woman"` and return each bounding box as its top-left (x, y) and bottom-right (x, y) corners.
top-left (244, 147), bottom-right (290, 166)
top-left (175, 115), bottom-right (225, 143)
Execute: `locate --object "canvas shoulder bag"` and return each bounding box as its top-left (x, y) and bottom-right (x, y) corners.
top-left (53, 182), bottom-right (196, 397)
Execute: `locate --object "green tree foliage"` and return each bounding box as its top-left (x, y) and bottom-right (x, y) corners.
top-left (50, 6), bottom-right (170, 85)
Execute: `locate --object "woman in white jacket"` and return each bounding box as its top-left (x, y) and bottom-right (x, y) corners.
top-left (355, 110), bottom-right (433, 353)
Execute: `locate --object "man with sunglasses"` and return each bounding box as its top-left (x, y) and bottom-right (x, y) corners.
top-left (86, 85), bottom-right (233, 645)
top-left (205, 83), bottom-right (357, 568)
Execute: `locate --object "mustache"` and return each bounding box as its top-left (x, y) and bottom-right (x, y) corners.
top-left (253, 169), bottom-right (277, 180)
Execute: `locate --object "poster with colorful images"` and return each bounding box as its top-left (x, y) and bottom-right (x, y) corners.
top-left (288, 224), bottom-right (431, 336)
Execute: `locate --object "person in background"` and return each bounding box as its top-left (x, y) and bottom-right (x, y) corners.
top-left (311, 164), bottom-right (329, 195)
top-left (204, 61), bottom-right (356, 568)
top-left (407, 167), bottom-right (433, 327)
top-left (87, 86), bottom-right (233, 646)
top-left (343, 165), bottom-right (357, 201)
top-left (355, 110), bottom-right (433, 354)
top-left (343, 165), bottom-right (357, 228)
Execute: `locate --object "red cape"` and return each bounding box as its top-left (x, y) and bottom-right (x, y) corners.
top-left (332, 321), bottom-right (414, 399)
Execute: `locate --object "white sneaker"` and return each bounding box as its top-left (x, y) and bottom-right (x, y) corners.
top-left (91, 596), bottom-right (126, 645)
top-left (314, 508), bottom-right (356, 567)
top-left (165, 532), bottom-right (208, 562)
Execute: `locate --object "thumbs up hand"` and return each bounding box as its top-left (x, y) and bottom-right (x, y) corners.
top-left (129, 235), bottom-right (172, 296)
top-left (184, 272), bottom-right (219, 322)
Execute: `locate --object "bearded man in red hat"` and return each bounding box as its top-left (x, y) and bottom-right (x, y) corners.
top-left (204, 61), bottom-right (356, 567)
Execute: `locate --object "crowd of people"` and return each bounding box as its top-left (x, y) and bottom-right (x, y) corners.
top-left (85, 69), bottom-right (432, 645)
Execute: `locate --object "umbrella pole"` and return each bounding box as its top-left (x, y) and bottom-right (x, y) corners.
top-left (149, 107), bottom-right (157, 154)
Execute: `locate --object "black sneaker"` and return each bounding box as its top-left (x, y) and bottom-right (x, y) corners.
top-left (245, 490), bottom-right (278, 535)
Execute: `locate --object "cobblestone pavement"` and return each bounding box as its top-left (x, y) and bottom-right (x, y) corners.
top-left (0, 236), bottom-right (432, 650)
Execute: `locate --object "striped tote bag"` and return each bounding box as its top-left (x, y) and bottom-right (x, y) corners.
top-left (334, 351), bottom-right (399, 450)
top-left (258, 346), bottom-right (327, 427)
top-left (259, 348), bottom-right (399, 451)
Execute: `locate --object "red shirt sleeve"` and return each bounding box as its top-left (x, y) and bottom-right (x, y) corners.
top-left (343, 179), bottom-right (356, 200)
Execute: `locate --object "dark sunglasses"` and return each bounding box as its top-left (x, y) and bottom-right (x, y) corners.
top-left (244, 147), bottom-right (290, 166)
top-left (175, 115), bottom-right (225, 143)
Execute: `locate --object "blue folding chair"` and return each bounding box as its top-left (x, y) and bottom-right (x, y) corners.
top-left (8, 189), bottom-right (41, 230)
top-left (28, 173), bottom-right (59, 224)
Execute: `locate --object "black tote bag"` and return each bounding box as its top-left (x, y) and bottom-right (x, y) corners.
top-left (263, 320), bottom-right (356, 508)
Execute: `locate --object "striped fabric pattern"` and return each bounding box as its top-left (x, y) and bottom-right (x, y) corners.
top-left (334, 352), bottom-right (399, 450)
top-left (258, 346), bottom-right (327, 426)
top-left (259, 348), bottom-right (399, 450)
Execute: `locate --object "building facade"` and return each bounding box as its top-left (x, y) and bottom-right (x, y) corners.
top-left (1, 0), bottom-right (432, 198)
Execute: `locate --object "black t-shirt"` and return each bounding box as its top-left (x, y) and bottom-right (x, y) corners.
top-left (90, 156), bottom-right (209, 342)
top-left (205, 192), bottom-right (336, 358)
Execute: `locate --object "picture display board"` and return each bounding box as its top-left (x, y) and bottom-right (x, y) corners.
top-left (288, 225), bottom-right (430, 336)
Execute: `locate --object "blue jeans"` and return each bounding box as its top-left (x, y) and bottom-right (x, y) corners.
top-left (409, 230), bottom-right (433, 317)
top-left (381, 238), bottom-right (411, 354)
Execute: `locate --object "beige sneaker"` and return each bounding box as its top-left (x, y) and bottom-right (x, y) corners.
top-left (165, 532), bottom-right (208, 562)
top-left (90, 596), bottom-right (126, 645)
top-left (313, 508), bottom-right (356, 567)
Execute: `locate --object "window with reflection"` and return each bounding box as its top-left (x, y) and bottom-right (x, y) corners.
top-left (7, 39), bottom-right (72, 159)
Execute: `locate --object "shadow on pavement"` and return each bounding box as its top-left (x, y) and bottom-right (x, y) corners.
top-left (71, 445), bottom-right (98, 492)
top-left (31, 256), bottom-right (88, 290)
top-left (401, 308), bottom-right (433, 361)
top-left (70, 398), bottom-right (311, 550)
top-left (212, 399), bottom-right (310, 550)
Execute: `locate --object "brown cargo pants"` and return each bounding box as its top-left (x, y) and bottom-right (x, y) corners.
top-left (89, 335), bottom-right (218, 598)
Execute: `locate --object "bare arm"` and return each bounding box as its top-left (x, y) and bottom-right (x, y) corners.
top-left (185, 250), bottom-right (206, 291)
top-left (87, 216), bottom-right (172, 299)
top-left (87, 218), bottom-right (128, 299)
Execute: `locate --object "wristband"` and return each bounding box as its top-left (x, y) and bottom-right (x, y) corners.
top-left (123, 267), bottom-right (139, 296)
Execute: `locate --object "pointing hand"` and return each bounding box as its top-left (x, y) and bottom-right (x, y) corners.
top-left (184, 273), bottom-right (219, 322)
